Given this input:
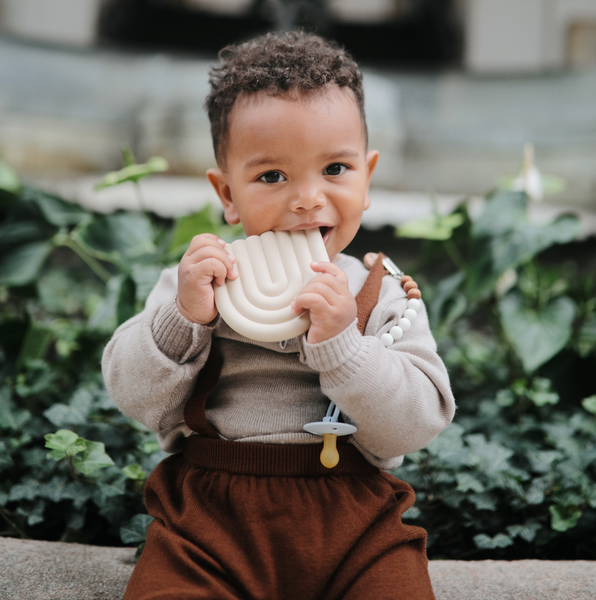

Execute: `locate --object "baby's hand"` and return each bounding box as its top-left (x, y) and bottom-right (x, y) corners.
top-left (291, 262), bottom-right (357, 344)
top-left (176, 234), bottom-right (237, 324)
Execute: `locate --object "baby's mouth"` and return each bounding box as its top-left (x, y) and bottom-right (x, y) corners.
top-left (319, 226), bottom-right (332, 244)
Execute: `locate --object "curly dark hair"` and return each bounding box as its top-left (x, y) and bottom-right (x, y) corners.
top-left (206, 30), bottom-right (367, 167)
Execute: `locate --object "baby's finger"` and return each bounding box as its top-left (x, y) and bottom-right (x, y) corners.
top-left (302, 273), bottom-right (349, 298)
top-left (185, 233), bottom-right (226, 255)
top-left (292, 292), bottom-right (330, 315)
top-left (193, 257), bottom-right (229, 287)
top-left (309, 262), bottom-right (349, 286)
top-left (292, 282), bottom-right (340, 314)
top-left (185, 245), bottom-right (238, 281)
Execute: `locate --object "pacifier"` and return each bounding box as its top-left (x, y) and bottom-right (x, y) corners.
top-left (304, 402), bottom-right (357, 469)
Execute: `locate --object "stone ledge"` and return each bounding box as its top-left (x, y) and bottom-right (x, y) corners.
top-left (1, 537), bottom-right (595, 600)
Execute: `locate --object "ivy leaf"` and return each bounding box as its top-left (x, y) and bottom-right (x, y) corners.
top-left (97, 478), bottom-right (127, 499)
top-left (0, 241), bottom-right (53, 287)
top-left (120, 513), bottom-right (154, 544)
top-left (473, 533), bottom-right (513, 549)
top-left (72, 440), bottom-right (115, 476)
top-left (472, 191), bottom-right (528, 239)
top-left (456, 472), bottom-right (485, 493)
top-left (17, 322), bottom-right (54, 370)
top-left (116, 276), bottom-right (137, 326)
top-left (0, 441), bottom-right (14, 470)
top-left (77, 212), bottom-right (155, 262)
top-left (26, 499), bottom-right (46, 526)
top-left (528, 377), bottom-right (559, 407)
top-left (582, 395), bottom-right (596, 415)
top-left (498, 292), bottom-right (575, 373)
top-left (122, 463), bottom-right (146, 480)
top-left (9, 479), bottom-right (40, 502)
top-left (0, 387), bottom-right (31, 431)
top-left (88, 274), bottom-right (139, 333)
top-left (21, 187), bottom-right (89, 227)
top-left (490, 216), bottom-right (580, 274)
top-left (44, 430), bottom-right (86, 461)
top-left (131, 264), bottom-right (163, 303)
top-left (94, 157), bottom-right (169, 190)
top-left (0, 221), bottom-right (47, 245)
top-left (549, 505), bottom-right (582, 532)
top-left (141, 441), bottom-right (160, 454)
top-left (465, 434), bottom-right (513, 476)
top-left (169, 204), bottom-right (243, 256)
top-left (469, 492), bottom-right (498, 511)
top-left (170, 205), bottom-right (221, 251)
top-left (402, 506), bottom-right (421, 519)
top-left (506, 523), bottom-right (540, 543)
top-left (44, 403), bottom-right (88, 427)
top-left (527, 451), bottom-right (562, 474)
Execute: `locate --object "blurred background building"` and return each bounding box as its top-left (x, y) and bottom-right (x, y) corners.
top-left (1, 0), bottom-right (595, 212)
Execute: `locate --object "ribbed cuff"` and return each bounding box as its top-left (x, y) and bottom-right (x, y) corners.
top-left (151, 299), bottom-right (216, 364)
top-left (302, 318), bottom-right (362, 372)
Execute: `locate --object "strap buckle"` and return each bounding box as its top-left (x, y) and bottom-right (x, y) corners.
top-left (382, 256), bottom-right (404, 280)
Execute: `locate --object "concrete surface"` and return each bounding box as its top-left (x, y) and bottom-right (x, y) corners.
top-left (1, 36), bottom-right (596, 207)
top-left (1, 537), bottom-right (595, 600)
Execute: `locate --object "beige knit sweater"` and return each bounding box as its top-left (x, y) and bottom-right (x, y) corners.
top-left (102, 253), bottom-right (455, 470)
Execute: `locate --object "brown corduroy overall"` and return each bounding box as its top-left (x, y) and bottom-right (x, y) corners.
top-left (123, 256), bottom-right (436, 600)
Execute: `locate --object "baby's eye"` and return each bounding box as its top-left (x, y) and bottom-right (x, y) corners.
top-left (260, 171), bottom-right (286, 184)
top-left (324, 163), bottom-right (347, 176)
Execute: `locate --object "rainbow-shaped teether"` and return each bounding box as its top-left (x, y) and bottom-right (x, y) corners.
top-left (214, 229), bottom-right (329, 342)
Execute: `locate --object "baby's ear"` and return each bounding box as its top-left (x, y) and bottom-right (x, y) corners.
top-left (207, 168), bottom-right (240, 224)
top-left (364, 150), bottom-right (380, 211)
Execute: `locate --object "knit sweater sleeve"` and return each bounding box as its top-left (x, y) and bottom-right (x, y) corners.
top-left (301, 266), bottom-right (456, 470)
top-left (101, 266), bottom-right (217, 451)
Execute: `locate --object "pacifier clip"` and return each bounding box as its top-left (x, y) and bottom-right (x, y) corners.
top-left (303, 253), bottom-right (422, 469)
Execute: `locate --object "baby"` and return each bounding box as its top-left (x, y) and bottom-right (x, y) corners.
top-left (103, 31), bottom-right (455, 600)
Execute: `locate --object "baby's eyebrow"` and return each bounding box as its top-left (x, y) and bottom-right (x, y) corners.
top-left (244, 156), bottom-right (284, 169)
top-left (319, 150), bottom-right (360, 162)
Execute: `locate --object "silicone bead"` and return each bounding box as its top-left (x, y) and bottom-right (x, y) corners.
top-left (380, 332), bottom-right (394, 347)
top-left (403, 281), bottom-right (418, 292)
top-left (400, 275), bottom-right (413, 285)
top-left (407, 289), bottom-right (422, 300)
top-left (398, 317), bottom-right (411, 331)
top-left (363, 252), bottom-right (378, 270)
top-left (390, 325), bottom-right (404, 340)
top-left (404, 308), bottom-right (417, 322)
top-left (407, 298), bottom-right (421, 311)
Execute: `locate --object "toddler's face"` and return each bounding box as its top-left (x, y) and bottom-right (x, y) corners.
top-left (207, 87), bottom-right (378, 261)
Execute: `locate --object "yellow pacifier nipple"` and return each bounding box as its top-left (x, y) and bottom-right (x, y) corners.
top-left (304, 402), bottom-right (357, 469)
top-left (321, 433), bottom-right (339, 469)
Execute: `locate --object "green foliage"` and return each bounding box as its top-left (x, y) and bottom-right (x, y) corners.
top-left (397, 213), bottom-right (465, 241)
top-left (94, 157), bottom-right (169, 190)
top-left (393, 189), bottom-right (596, 559)
top-left (1, 153), bottom-right (594, 560)
top-left (0, 155), bottom-right (243, 548)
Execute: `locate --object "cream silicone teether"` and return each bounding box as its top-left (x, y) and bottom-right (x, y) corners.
top-left (214, 229), bottom-right (329, 342)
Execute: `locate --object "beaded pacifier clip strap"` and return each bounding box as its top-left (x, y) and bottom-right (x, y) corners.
top-left (363, 252), bottom-right (423, 347)
top-left (304, 252), bottom-right (423, 468)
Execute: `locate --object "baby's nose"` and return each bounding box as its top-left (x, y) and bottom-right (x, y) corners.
top-left (291, 185), bottom-right (326, 211)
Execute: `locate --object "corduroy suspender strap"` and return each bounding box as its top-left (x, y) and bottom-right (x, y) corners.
top-left (354, 252), bottom-right (389, 335)
top-left (183, 254), bottom-right (390, 436)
